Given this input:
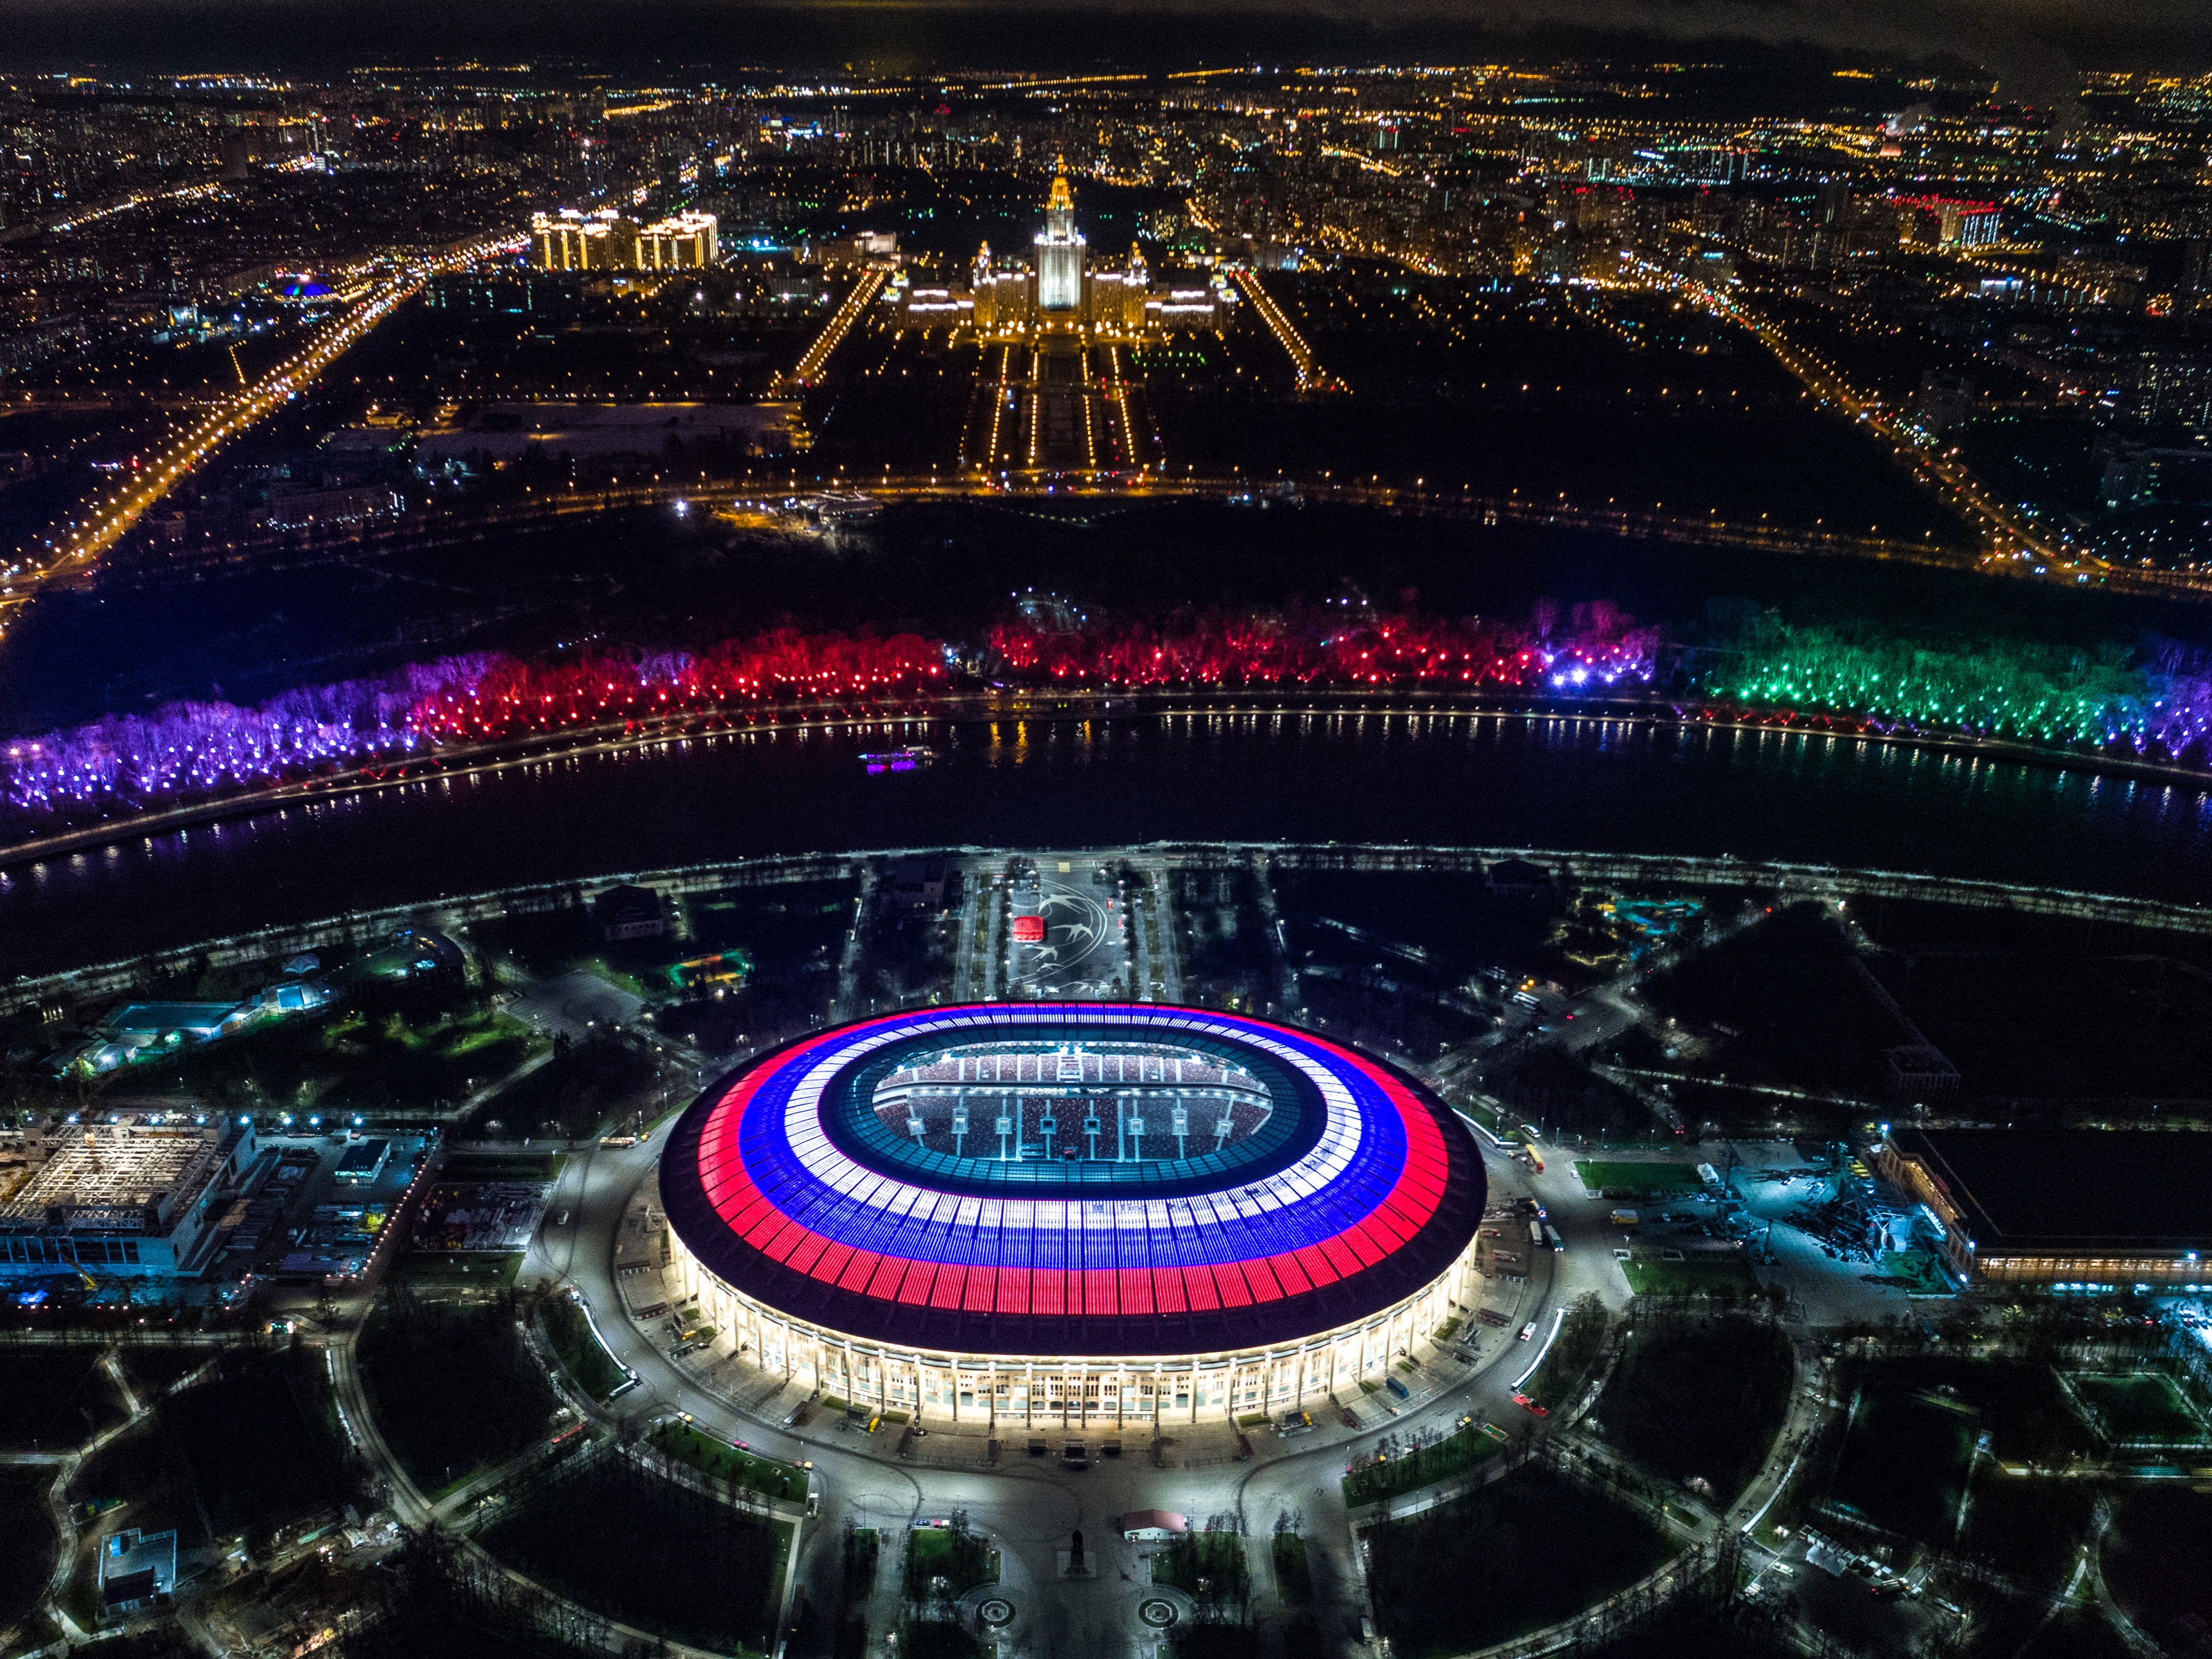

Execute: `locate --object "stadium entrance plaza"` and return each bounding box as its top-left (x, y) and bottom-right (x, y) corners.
top-left (482, 1128), bottom-right (1916, 1659)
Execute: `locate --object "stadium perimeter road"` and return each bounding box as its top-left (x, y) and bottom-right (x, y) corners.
top-left (526, 1133), bottom-right (1622, 1659)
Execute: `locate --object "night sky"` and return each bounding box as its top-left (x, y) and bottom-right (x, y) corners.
top-left (4, 0), bottom-right (2206, 82)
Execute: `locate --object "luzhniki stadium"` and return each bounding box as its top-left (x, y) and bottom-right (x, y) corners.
top-left (659, 1003), bottom-right (1486, 1426)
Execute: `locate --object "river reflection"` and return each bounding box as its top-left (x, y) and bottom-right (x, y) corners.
top-left (3, 709), bottom-right (2210, 976)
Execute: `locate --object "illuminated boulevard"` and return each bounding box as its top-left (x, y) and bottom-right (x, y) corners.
top-left (0, 231), bottom-right (523, 641)
top-left (1648, 261), bottom-right (2088, 580)
top-left (110, 467), bottom-right (2209, 601)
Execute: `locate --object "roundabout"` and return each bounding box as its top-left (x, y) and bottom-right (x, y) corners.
top-left (1135, 1593), bottom-right (1181, 1629)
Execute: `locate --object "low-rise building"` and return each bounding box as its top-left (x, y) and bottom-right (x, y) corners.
top-left (1117, 1510), bottom-right (1189, 1542)
top-left (1879, 1128), bottom-right (2212, 1287)
top-left (0, 1116), bottom-right (260, 1280)
top-left (594, 883), bottom-right (668, 942)
top-left (333, 1137), bottom-right (391, 1185)
top-left (100, 1528), bottom-right (178, 1615)
top-left (106, 1002), bottom-right (253, 1049)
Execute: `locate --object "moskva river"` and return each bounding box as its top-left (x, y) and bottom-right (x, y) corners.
top-left (5, 707), bottom-right (2211, 976)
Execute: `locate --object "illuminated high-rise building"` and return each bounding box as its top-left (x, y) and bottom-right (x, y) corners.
top-left (533, 209), bottom-right (630, 270)
top-left (928, 168), bottom-right (1220, 346)
top-left (532, 208), bottom-right (719, 271)
top-left (1035, 156), bottom-right (1087, 312)
top-left (636, 211), bottom-right (720, 269)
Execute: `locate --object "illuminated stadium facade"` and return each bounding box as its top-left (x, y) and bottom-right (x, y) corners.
top-left (659, 1004), bottom-right (1487, 1426)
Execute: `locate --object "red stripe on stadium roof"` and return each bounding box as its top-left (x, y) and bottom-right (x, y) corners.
top-left (688, 1010), bottom-right (1460, 1318)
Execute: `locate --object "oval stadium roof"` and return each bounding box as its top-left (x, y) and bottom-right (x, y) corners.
top-left (659, 1002), bottom-right (1486, 1356)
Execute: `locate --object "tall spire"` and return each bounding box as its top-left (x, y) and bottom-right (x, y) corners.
top-left (1035, 153), bottom-right (1085, 312)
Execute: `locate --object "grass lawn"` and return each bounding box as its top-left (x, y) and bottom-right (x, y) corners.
top-left (1575, 1161), bottom-right (1705, 1197)
top-left (2103, 1486), bottom-right (2212, 1658)
top-left (71, 1345), bottom-right (360, 1559)
top-left (484, 1453), bottom-right (789, 1656)
top-left (1344, 1422), bottom-right (1503, 1507)
top-left (1620, 1255), bottom-right (1762, 1299)
top-left (903, 1525), bottom-right (997, 1600)
top-left (1526, 1294), bottom-right (1611, 1410)
top-left (655, 1423), bottom-right (810, 1503)
top-left (114, 1344), bottom-right (218, 1398)
top-left (1271, 1534), bottom-right (1312, 1606)
top-left (1847, 1358), bottom-right (2093, 1469)
top-left (469, 1038), bottom-right (657, 1141)
top-left (440, 1151), bottom-right (560, 1181)
top-left (1871, 1250), bottom-right (1953, 1295)
top-left (845, 1526), bottom-right (881, 1593)
top-left (1152, 1528), bottom-right (1252, 1616)
top-left (153, 1002), bottom-right (540, 1113)
top-left (899, 1625), bottom-right (988, 1659)
top-left (398, 1250), bottom-right (526, 1289)
top-left (0, 1347), bottom-right (126, 1451)
top-left (2067, 1371), bottom-right (2212, 1446)
top-left (542, 1296), bottom-right (629, 1403)
top-left (0, 1467), bottom-right (57, 1633)
top-left (1457, 1099), bottom-right (1510, 1138)
top-left (1826, 1384), bottom-right (1978, 1543)
top-left (1365, 1467), bottom-right (1676, 1658)
top-left (1591, 1318), bottom-right (1793, 1506)
top-left (358, 1292), bottom-right (557, 1494)
top-left (1959, 1477), bottom-right (2097, 1585)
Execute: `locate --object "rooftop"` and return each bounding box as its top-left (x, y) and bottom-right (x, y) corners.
top-left (664, 1004), bottom-right (1484, 1356)
top-left (334, 1137), bottom-right (391, 1178)
top-left (3, 1121), bottom-right (230, 1232)
top-left (1118, 1510), bottom-right (1189, 1535)
top-left (101, 1528), bottom-right (178, 1609)
top-left (1891, 1129), bottom-right (2212, 1255)
top-left (105, 1001), bottom-right (245, 1035)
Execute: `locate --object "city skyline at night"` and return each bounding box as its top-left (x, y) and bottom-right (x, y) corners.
top-left (1, 16), bottom-right (2211, 1659)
